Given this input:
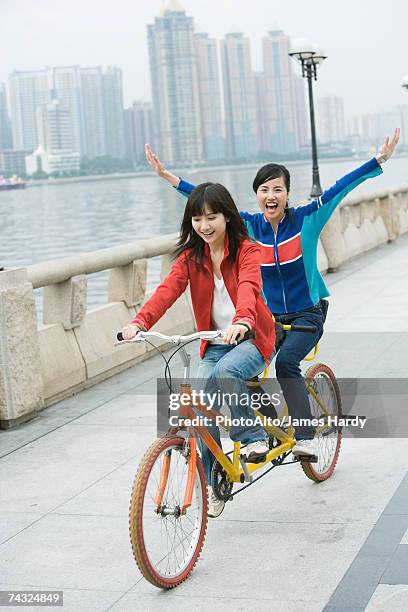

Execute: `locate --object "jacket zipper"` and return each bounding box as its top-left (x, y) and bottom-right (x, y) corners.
top-left (273, 224), bottom-right (288, 313)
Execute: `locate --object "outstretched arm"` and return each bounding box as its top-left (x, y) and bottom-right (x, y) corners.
top-left (145, 144), bottom-right (197, 198)
top-left (299, 128), bottom-right (400, 232)
top-left (145, 144), bottom-right (180, 187)
top-left (375, 128), bottom-right (400, 163)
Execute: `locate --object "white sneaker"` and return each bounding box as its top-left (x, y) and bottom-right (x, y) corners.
top-left (292, 438), bottom-right (319, 457)
top-left (207, 486), bottom-right (225, 518)
top-left (245, 440), bottom-right (269, 463)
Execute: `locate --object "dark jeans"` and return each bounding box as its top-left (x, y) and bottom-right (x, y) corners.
top-left (274, 305), bottom-right (324, 440)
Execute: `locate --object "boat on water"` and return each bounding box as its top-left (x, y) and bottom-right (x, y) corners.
top-left (0, 175), bottom-right (26, 191)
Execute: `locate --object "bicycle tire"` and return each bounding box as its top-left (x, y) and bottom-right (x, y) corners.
top-left (129, 436), bottom-right (208, 588)
top-left (301, 363), bottom-right (342, 482)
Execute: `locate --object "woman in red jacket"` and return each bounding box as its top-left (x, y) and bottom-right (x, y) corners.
top-left (122, 182), bottom-right (275, 517)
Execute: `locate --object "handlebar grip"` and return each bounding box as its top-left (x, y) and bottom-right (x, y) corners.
top-left (287, 324), bottom-right (317, 333)
top-left (117, 332), bottom-right (124, 341)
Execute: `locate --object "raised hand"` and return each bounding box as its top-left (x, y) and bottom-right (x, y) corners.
top-left (145, 143), bottom-right (167, 176)
top-left (378, 128), bottom-right (400, 162)
top-left (145, 144), bottom-right (180, 186)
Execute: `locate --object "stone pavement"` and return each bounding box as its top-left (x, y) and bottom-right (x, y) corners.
top-left (1, 235), bottom-right (408, 611)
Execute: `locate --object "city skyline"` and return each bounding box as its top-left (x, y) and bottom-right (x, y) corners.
top-left (2, 0), bottom-right (408, 119)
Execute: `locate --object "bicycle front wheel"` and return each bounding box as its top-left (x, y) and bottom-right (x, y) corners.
top-left (129, 436), bottom-right (208, 588)
top-left (301, 363), bottom-right (342, 482)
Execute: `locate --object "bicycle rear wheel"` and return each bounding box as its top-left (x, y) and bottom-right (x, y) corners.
top-left (301, 363), bottom-right (342, 482)
top-left (129, 436), bottom-right (208, 588)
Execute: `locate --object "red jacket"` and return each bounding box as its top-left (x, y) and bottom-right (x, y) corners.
top-left (131, 237), bottom-right (276, 363)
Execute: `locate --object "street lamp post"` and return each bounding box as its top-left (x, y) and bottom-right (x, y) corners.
top-left (289, 39), bottom-right (327, 198)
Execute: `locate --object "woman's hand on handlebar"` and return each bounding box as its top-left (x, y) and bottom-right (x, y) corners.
top-left (121, 323), bottom-right (143, 341)
top-left (145, 144), bottom-right (180, 187)
top-left (223, 324), bottom-right (248, 345)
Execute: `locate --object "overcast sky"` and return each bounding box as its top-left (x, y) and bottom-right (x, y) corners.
top-left (2, 0), bottom-right (408, 119)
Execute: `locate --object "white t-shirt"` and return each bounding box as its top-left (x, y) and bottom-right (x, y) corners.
top-left (210, 274), bottom-right (235, 343)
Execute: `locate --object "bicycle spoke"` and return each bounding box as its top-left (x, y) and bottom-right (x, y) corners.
top-left (134, 440), bottom-right (206, 581)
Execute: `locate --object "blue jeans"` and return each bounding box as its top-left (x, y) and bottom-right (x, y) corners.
top-left (274, 306), bottom-right (324, 440)
top-left (196, 340), bottom-right (267, 484)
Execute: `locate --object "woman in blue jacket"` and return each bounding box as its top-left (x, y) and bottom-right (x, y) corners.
top-left (145, 129), bottom-right (399, 457)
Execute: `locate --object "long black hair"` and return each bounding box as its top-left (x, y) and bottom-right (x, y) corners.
top-left (174, 182), bottom-right (248, 262)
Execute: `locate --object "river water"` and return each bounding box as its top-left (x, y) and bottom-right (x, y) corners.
top-left (1, 156), bottom-right (407, 312)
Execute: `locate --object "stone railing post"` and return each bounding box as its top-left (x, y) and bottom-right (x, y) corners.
top-left (320, 209), bottom-right (345, 270)
top-left (0, 268), bottom-right (44, 428)
top-left (108, 259), bottom-right (147, 307)
top-left (380, 192), bottom-right (401, 242)
top-left (43, 275), bottom-right (87, 329)
top-left (160, 253), bottom-right (173, 281)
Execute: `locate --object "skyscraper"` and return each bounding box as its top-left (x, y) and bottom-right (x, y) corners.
top-left (293, 75), bottom-right (309, 150)
top-left (0, 83), bottom-right (13, 150)
top-left (124, 100), bottom-right (155, 163)
top-left (263, 30), bottom-right (298, 155)
top-left (194, 32), bottom-right (225, 161)
top-left (79, 67), bottom-right (106, 158)
top-left (9, 70), bottom-right (49, 151)
top-left (317, 96), bottom-right (346, 144)
top-left (254, 72), bottom-right (269, 154)
top-left (50, 66), bottom-right (84, 155)
top-left (102, 66), bottom-right (126, 159)
top-left (220, 32), bottom-right (258, 160)
top-left (36, 99), bottom-right (74, 152)
top-left (26, 98), bottom-right (80, 176)
top-left (147, 1), bottom-right (202, 164)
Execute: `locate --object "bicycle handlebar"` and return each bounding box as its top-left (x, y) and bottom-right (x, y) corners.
top-left (116, 330), bottom-right (223, 344)
top-left (116, 325), bottom-right (315, 344)
top-left (278, 323), bottom-right (318, 334)
top-left (116, 328), bottom-right (256, 345)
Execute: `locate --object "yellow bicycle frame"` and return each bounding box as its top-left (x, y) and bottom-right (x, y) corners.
top-left (155, 324), bottom-right (329, 511)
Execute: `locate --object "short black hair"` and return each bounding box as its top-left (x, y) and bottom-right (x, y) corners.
top-left (252, 163), bottom-right (291, 193)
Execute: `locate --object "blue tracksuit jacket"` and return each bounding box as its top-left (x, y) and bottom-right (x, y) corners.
top-left (176, 157), bottom-right (382, 315)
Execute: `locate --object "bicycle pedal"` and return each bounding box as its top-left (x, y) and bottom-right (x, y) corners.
top-left (243, 453), bottom-right (267, 464)
top-left (295, 454), bottom-right (318, 463)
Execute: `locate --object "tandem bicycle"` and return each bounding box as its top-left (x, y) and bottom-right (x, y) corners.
top-left (116, 324), bottom-right (342, 588)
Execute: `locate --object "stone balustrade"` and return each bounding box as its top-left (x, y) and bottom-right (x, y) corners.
top-left (1, 185), bottom-right (407, 428)
top-left (320, 185), bottom-right (408, 270)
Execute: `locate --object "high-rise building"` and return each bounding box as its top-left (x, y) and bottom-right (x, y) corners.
top-left (350, 107), bottom-right (403, 148)
top-left (26, 99), bottom-right (79, 175)
top-left (194, 32), bottom-right (225, 161)
top-left (79, 67), bottom-right (107, 158)
top-left (220, 32), bottom-right (258, 160)
top-left (254, 72), bottom-right (268, 154)
top-left (8, 70), bottom-right (49, 151)
top-left (36, 99), bottom-right (74, 152)
top-left (0, 83), bottom-right (13, 150)
top-left (263, 30), bottom-right (298, 155)
top-left (102, 66), bottom-right (126, 159)
top-left (293, 75), bottom-right (309, 150)
top-left (147, 1), bottom-right (202, 164)
top-left (50, 66), bottom-right (84, 155)
top-left (317, 96), bottom-right (345, 144)
top-left (8, 64), bottom-right (126, 161)
top-left (124, 100), bottom-right (155, 163)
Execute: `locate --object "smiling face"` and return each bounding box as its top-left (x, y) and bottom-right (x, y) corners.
top-left (256, 176), bottom-right (288, 225)
top-left (191, 203), bottom-right (228, 249)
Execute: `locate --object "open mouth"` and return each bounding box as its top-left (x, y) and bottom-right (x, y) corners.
top-left (201, 231), bottom-right (215, 236)
top-left (265, 203), bottom-right (278, 212)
